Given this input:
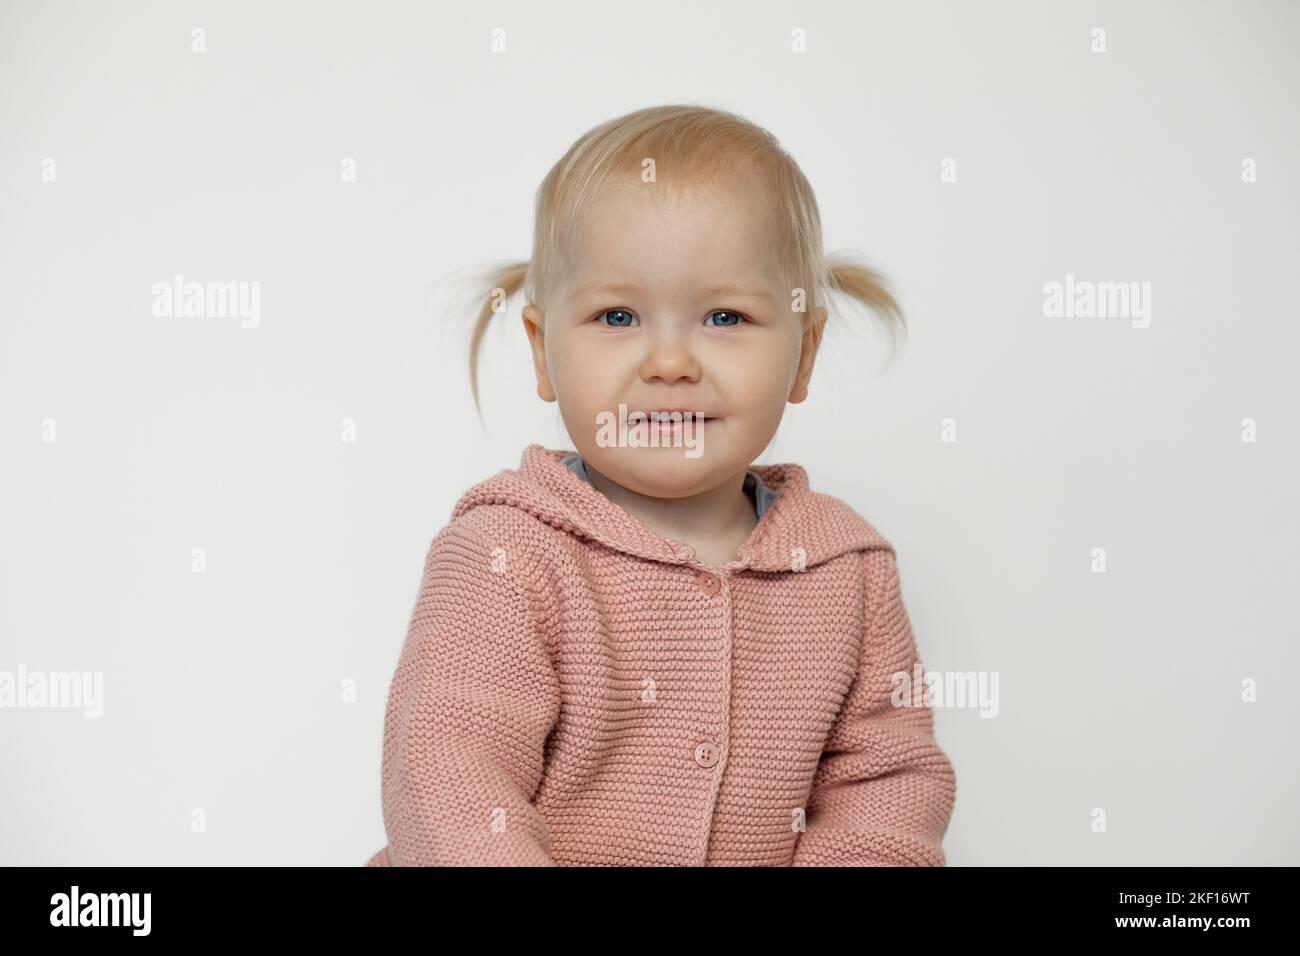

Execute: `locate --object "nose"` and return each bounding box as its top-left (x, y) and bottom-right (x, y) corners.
top-left (637, 329), bottom-right (701, 385)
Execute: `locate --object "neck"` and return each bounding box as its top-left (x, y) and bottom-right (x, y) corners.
top-left (581, 459), bottom-right (757, 550)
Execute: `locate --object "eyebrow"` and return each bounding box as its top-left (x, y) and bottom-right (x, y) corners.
top-left (570, 280), bottom-right (776, 303)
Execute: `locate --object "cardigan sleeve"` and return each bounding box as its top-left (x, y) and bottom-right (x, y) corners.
top-left (376, 520), bottom-right (562, 866)
top-left (791, 549), bottom-right (957, 866)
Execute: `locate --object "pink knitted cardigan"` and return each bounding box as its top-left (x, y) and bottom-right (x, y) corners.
top-left (366, 444), bottom-right (956, 866)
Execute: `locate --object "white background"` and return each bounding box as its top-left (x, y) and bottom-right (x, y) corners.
top-left (2, 0), bottom-right (1297, 865)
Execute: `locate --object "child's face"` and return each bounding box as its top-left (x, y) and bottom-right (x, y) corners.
top-left (523, 176), bottom-right (822, 499)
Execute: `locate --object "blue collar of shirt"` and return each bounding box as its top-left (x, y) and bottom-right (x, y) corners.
top-left (561, 454), bottom-right (777, 519)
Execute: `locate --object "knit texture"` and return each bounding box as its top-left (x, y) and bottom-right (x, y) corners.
top-left (366, 444), bottom-right (956, 866)
top-left (563, 453), bottom-right (779, 518)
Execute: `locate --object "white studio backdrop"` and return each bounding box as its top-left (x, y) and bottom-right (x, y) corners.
top-left (1, 0), bottom-right (1297, 865)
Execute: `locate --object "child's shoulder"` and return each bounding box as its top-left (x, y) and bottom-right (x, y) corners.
top-left (774, 471), bottom-right (899, 566)
top-left (428, 501), bottom-right (560, 565)
top-left (422, 497), bottom-right (572, 598)
top-left (746, 457), bottom-right (895, 554)
top-left (808, 488), bottom-right (895, 545)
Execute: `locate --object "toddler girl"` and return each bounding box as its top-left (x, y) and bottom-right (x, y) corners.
top-left (366, 104), bottom-right (956, 866)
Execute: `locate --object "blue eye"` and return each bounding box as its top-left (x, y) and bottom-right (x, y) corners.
top-left (597, 309), bottom-right (638, 328)
top-left (705, 310), bottom-right (745, 328)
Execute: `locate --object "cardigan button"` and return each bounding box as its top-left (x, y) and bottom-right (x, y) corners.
top-left (695, 570), bottom-right (720, 596)
top-left (694, 742), bottom-right (720, 768)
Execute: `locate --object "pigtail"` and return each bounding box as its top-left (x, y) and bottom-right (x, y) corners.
top-left (823, 253), bottom-right (908, 363)
top-left (468, 260), bottom-right (531, 416)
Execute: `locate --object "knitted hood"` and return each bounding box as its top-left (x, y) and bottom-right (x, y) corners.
top-left (450, 444), bottom-right (894, 573)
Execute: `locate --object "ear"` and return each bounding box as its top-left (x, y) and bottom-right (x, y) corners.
top-left (521, 303), bottom-right (557, 402)
top-left (787, 306), bottom-right (826, 404)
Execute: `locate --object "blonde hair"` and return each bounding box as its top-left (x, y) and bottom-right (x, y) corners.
top-left (467, 103), bottom-right (905, 414)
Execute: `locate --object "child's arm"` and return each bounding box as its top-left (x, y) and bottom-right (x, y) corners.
top-left (791, 549), bottom-right (957, 866)
top-left (379, 520), bottom-right (562, 866)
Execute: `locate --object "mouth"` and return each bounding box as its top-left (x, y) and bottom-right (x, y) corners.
top-left (641, 409), bottom-right (714, 423)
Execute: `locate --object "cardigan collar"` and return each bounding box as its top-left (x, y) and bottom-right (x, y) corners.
top-left (560, 453), bottom-right (778, 520)
top-left (451, 443), bottom-right (894, 573)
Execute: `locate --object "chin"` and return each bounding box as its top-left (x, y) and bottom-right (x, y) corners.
top-left (621, 452), bottom-right (727, 495)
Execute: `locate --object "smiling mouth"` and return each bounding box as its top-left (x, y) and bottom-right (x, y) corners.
top-left (641, 416), bottom-right (713, 426)
top-left (641, 410), bottom-right (714, 421)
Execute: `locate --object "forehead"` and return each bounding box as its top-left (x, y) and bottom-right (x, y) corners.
top-left (560, 178), bottom-right (788, 300)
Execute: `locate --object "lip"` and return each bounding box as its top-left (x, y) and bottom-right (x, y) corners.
top-left (641, 409), bottom-right (714, 419)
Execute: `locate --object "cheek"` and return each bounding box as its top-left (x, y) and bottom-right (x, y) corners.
top-left (544, 331), bottom-right (579, 388)
top-left (549, 337), bottom-right (613, 411)
top-left (716, 337), bottom-right (800, 402)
